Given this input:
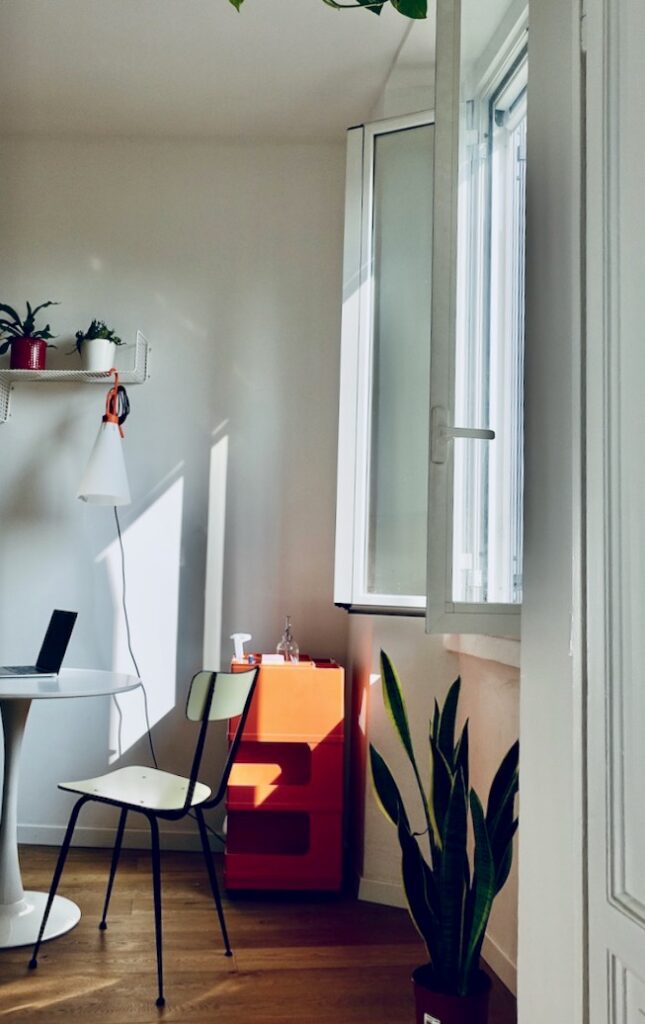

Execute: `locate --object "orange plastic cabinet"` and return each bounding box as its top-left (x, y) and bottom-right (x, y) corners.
top-left (225, 657), bottom-right (344, 891)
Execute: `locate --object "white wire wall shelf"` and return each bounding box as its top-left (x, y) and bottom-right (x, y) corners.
top-left (0, 331), bottom-right (150, 423)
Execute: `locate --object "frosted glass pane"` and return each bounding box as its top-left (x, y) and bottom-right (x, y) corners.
top-left (367, 124), bottom-right (434, 596)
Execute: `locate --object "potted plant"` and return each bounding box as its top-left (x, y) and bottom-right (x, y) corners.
top-left (73, 319), bottom-right (124, 372)
top-left (370, 652), bottom-right (519, 1024)
top-left (0, 301), bottom-right (58, 370)
top-left (231, 0), bottom-right (427, 17)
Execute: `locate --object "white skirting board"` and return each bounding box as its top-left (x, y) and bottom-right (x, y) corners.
top-left (358, 876), bottom-right (517, 996)
top-left (17, 823), bottom-right (218, 853)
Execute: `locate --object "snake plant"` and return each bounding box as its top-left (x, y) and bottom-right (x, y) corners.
top-left (0, 301), bottom-right (58, 354)
top-left (370, 651), bottom-right (519, 996)
top-left (228, 1), bottom-right (427, 19)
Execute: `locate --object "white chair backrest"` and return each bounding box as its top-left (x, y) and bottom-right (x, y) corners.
top-left (186, 670), bottom-right (256, 723)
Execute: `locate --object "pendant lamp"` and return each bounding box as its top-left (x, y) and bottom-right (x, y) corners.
top-left (77, 369), bottom-right (131, 506)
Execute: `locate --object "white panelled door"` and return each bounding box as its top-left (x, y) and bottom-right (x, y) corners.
top-left (586, 0), bottom-right (645, 1019)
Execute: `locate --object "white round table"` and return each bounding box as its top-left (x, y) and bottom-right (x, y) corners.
top-left (0, 668), bottom-right (140, 948)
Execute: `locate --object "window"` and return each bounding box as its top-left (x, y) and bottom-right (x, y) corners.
top-left (428, 0), bottom-right (527, 635)
top-left (334, 0), bottom-right (527, 633)
top-left (334, 111), bottom-right (434, 613)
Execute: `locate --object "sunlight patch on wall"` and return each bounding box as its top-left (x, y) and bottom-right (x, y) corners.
top-left (100, 476), bottom-right (184, 762)
top-left (203, 429), bottom-right (229, 671)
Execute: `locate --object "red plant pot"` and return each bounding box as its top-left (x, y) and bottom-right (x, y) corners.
top-left (412, 966), bottom-right (492, 1024)
top-left (9, 337), bottom-right (48, 371)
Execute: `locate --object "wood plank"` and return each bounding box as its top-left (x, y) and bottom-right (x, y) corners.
top-left (0, 846), bottom-right (517, 1024)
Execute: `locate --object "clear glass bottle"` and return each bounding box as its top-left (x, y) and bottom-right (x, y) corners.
top-left (276, 615), bottom-right (299, 663)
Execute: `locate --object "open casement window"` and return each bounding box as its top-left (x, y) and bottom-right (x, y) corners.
top-left (427, 0), bottom-right (528, 635)
top-left (334, 111), bottom-right (435, 614)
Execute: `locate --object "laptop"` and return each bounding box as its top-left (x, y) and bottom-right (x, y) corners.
top-left (0, 610), bottom-right (78, 678)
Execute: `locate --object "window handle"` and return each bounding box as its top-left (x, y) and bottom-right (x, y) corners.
top-left (431, 406), bottom-right (495, 464)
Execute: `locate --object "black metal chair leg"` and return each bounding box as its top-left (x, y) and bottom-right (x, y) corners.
top-left (100, 807), bottom-right (128, 930)
top-left (148, 815), bottom-right (165, 1008)
top-left (28, 796), bottom-right (88, 969)
top-left (195, 808), bottom-right (232, 957)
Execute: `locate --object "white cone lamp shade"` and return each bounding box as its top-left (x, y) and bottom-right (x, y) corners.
top-left (78, 420), bottom-right (131, 505)
top-left (77, 371), bottom-right (132, 506)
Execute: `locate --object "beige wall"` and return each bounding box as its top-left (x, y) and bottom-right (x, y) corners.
top-left (0, 134), bottom-right (349, 849)
top-left (350, 615), bottom-right (520, 992)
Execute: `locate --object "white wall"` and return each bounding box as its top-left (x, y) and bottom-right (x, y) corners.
top-left (517, 0), bottom-right (584, 1019)
top-left (0, 135), bottom-right (348, 849)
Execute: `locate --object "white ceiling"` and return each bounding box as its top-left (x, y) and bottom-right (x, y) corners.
top-left (0, 0), bottom-right (414, 140)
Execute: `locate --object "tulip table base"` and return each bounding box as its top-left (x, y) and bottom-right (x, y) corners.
top-left (0, 669), bottom-right (140, 951)
top-left (0, 891), bottom-right (81, 948)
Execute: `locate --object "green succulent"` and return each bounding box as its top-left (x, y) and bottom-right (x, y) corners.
top-left (229, 0), bottom-right (427, 18)
top-left (370, 651), bottom-right (519, 997)
top-left (73, 319), bottom-right (123, 356)
top-left (0, 301), bottom-right (58, 355)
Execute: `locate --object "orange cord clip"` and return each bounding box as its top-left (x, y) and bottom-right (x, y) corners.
top-left (103, 369), bottom-right (124, 437)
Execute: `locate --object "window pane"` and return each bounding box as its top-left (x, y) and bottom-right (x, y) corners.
top-left (367, 124), bottom-right (434, 597)
top-left (452, 69), bottom-right (526, 605)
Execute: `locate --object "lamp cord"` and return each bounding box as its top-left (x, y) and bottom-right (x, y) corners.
top-left (113, 505), bottom-right (225, 847)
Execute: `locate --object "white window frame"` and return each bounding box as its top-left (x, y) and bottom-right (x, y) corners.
top-left (426, 0), bottom-right (528, 636)
top-left (334, 110), bottom-right (435, 614)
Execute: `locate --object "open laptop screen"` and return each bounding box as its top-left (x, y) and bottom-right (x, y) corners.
top-left (36, 611), bottom-right (78, 673)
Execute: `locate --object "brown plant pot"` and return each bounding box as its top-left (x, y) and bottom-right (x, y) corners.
top-left (412, 966), bottom-right (492, 1024)
top-left (9, 337), bottom-right (48, 370)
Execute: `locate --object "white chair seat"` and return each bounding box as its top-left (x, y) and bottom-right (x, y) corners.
top-left (59, 766), bottom-right (211, 812)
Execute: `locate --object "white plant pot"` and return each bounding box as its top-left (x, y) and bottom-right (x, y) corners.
top-left (80, 337), bottom-right (116, 372)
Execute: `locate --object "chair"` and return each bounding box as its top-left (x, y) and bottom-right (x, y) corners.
top-left (29, 667), bottom-right (259, 1008)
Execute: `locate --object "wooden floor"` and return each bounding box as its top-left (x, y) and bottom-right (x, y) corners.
top-left (0, 846), bottom-right (517, 1024)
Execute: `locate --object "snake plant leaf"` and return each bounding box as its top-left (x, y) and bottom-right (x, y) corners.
top-left (438, 677), bottom-right (461, 766)
top-left (380, 650), bottom-right (416, 763)
top-left (0, 339), bottom-right (12, 355)
top-left (429, 733), bottom-right (453, 845)
top-left (493, 818), bottom-right (519, 894)
top-left (489, 792), bottom-right (516, 873)
top-left (486, 740), bottom-right (519, 840)
top-left (369, 743), bottom-right (410, 832)
top-left (432, 699), bottom-right (440, 744)
top-left (454, 720), bottom-right (470, 796)
top-left (398, 811), bottom-right (441, 969)
top-left (439, 770), bottom-right (468, 991)
top-left (229, 0), bottom-right (243, 8)
top-left (380, 650), bottom-right (432, 844)
top-left (461, 790), bottom-right (496, 994)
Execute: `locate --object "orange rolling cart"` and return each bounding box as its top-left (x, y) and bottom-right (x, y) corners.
top-left (225, 657), bottom-right (344, 891)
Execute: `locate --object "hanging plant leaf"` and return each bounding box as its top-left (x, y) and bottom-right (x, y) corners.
top-left (391, 0), bottom-right (427, 17)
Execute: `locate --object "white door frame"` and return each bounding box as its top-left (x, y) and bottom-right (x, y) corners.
top-left (585, 0), bottom-right (645, 1019)
top-left (517, 0), bottom-right (587, 1020)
